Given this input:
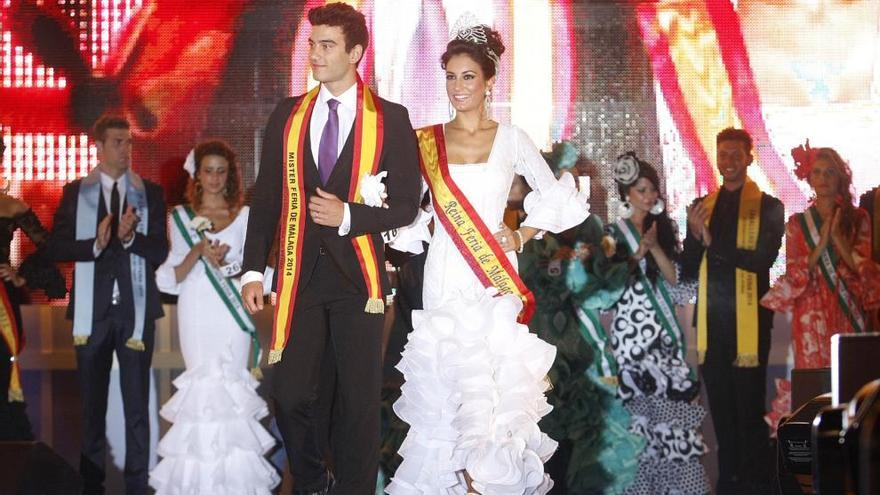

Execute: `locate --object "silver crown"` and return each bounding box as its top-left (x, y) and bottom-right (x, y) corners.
top-left (450, 13), bottom-right (500, 68)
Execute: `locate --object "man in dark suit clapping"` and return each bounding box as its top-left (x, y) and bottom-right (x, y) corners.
top-left (49, 115), bottom-right (168, 495)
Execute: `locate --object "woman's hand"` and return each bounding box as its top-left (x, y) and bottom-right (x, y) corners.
top-left (634, 223), bottom-right (658, 260)
top-left (494, 224), bottom-right (518, 253)
top-left (0, 263), bottom-right (25, 287)
top-left (829, 208), bottom-right (851, 253)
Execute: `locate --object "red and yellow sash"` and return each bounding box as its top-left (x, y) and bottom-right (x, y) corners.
top-left (697, 178), bottom-right (762, 367)
top-left (417, 124), bottom-right (535, 323)
top-left (270, 77), bottom-right (385, 365)
top-left (0, 283), bottom-right (23, 402)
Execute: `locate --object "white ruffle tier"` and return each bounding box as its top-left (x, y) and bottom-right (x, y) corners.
top-left (149, 353), bottom-right (280, 494)
top-left (387, 291), bottom-right (558, 495)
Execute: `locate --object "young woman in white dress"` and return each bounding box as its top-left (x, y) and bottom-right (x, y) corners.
top-left (386, 25), bottom-right (590, 495)
top-left (150, 141), bottom-right (279, 494)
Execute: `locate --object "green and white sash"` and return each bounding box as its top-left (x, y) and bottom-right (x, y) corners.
top-left (74, 168), bottom-right (149, 349)
top-left (171, 205), bottom-right (262, 372)
top-left (574, 305), bottom-right (618, 385)
top-left (615, 219), bottom-right (687, 359)
top-left (800, 207), bottom-right (866, 333)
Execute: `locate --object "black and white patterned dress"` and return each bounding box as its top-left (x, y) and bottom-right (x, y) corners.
top-left (610, 275), bottom-right (708, 495)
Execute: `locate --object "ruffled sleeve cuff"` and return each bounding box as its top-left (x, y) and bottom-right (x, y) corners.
top-left (760, 271), bottom-right (809, 313)
top-left (155, 258), bottom-right (180, 295)
top-left (666, 263), bottom-right (696, 306)
top-left (853, 253), bottom-right (880, 310)
top-left (18, 248), bottom-right (66, 299)
top-left (521, 173), bottom-right (590, 239)
top-left (387, 207), bottom-right (432, 255)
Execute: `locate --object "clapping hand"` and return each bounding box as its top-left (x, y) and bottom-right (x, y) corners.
top-left (829, 208), bottom-right (851, 253)
top-left (118, 205), bottom-right (140, 242)
top-left (635, 223), bottom-right (658, 259)
top-left (686, 200), bottom-right (712, 246)
top-left (201, 239), bottom-right (230, 267)
top-left (96, 214), bottom-right (113, 251)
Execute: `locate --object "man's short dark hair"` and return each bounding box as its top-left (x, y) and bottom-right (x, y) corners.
top-left (308, 2), bottom-right (369, 58)
top-left (716, 127), bottom-right (753, 154)
top-left (92, 115), bottom-right (130, 142)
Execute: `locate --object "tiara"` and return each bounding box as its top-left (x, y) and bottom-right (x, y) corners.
top-left (450, 14), bottom-right (500, 68)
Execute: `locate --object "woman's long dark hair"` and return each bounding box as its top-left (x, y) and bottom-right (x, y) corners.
top-left (615, 154), bottom-right (679, 284)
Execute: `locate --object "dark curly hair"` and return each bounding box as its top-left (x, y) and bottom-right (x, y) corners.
top-left (441, 25), bottom-right (505, 79)
top-left (615, 153), bottom-right (679, 284)
top-left (716, 127), bottom-right (753, 154)
top-left (308, 2), bottom-right (369, 63)
top-left (186, 140), bottom-right (243, 214)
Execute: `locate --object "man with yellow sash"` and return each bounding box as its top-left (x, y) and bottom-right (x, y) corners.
top-left (682, 128), bottom-right (785, 495)
top-left (240, 4), bottom-right (421, 494)
top-left (859, 185), bottom-right (880, 330)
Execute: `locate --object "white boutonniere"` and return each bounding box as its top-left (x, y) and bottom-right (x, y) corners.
top-left (359, 171), bottom-right (388, 208)
top-left (189, 215), bottom-right (213, 235)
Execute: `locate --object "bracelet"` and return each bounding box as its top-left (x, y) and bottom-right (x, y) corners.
top-left (514, 229), bottom-right (524, 253)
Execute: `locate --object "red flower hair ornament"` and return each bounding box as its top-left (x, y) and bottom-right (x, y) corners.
top-left (791, 140), bottom-right (819, 181)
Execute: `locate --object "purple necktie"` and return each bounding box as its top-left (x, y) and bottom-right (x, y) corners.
top-left (318, 98), bottom-right (340, 184)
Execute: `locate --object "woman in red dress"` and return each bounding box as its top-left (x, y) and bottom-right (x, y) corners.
top-left (762, 145), bottom-right (880, 429)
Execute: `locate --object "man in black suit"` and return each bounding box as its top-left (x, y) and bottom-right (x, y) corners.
top-left (240, 4), bottom-right (420, 494)
top-left (49, 115), bottom-right (168, 495)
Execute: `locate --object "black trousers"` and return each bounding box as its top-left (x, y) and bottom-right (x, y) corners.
top-left (272, 253), bottom-right (384, 495)
top-left (700, 326), bottom-right (771, 490)
top-left (75, 306), bottom-right (155, 495)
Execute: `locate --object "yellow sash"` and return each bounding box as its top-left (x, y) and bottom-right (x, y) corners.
top-left (697, 178), bottom-right (762, 367)
top-left (270, 78), bottom-right (385, 365)
top-left (0, 283), bottom-right (23, 402)
top-left (417, 124), bottom-right (535, 322)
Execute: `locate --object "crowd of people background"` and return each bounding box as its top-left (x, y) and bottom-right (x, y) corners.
top-left (1, 2), bottom-right (879, 495)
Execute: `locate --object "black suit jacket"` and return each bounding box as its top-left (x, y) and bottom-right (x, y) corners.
top-left (49, 177), bottom-right (169, 324)
top-left (243, 92), bottom-right (421, 297)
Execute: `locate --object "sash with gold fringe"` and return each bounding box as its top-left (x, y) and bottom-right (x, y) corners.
top-left (417, 124), bottom-right (535, 323)
top-left (269, 77), bottom-right (385, 365)
top-left (873, 189), bottom-right (880, 263)
top-left (697, 178), bottom-right (762, 367)
top-left (0, 284), bottom-right (23, 402)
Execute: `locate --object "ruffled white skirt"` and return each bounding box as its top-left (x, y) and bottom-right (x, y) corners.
top-left (149, 352), bottom-right (280, 494)
top-left (387, 292), bottom-right (558, 495)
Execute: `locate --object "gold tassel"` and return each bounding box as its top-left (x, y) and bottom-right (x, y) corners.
top-left (73, 335), bottom-right (89, 346)
top-left (698, 350), bottom-right (706, 365)
top-left (600, 376), bottom-right (619, 387)
top-left (733, 354), bottom-right (759, 368)
top-left (542, 375), bottom-right (554, 392)
top-left (268, 349), bottom-right (284, 365)
top-left (8, 389), bottom-right (24, 402)
top-left (125, 338), bottom-right (145, 351)
top-left (364, 298), bottom-right (385, 314)
top-left (250, 367), bottom-right (264, 381)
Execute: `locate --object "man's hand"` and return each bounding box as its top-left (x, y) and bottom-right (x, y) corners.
top-left (309, 188), bottom-right (345, 227)
top-left (96, 214), bottom-right (113, 251)
top-left (686, 200), bottom-right (712, 246)
top-left (241, 281), bottom-right (264, 314)
top-left (118, 205), bottom-right (140, 242)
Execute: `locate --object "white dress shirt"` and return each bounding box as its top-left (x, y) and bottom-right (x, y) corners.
top-left (241, 83), bottom-right (358, 288)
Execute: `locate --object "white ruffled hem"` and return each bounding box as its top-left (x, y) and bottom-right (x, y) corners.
top-left (150, 354), bottom-right (279, 493)
top-left (521, 172), bottom-right (590, 239)
top-left (387, 290), bottom-right (558, 495)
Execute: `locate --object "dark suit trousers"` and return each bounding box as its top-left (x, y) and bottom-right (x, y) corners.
top-left (76, 305), bottom-right (155, 495)
top-left (272, 252), bottom-right (384, 495)
top-left (700, 320), bottom-right (771, 488)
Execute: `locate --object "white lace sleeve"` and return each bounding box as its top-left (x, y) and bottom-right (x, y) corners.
top-left (511, 126), bottom-right (590, 238)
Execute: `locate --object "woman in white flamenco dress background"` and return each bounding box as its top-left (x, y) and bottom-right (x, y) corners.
top-left (385, 24), bottom-right (590, 495)
top-left (149, 141), bottom-right (280, 494)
